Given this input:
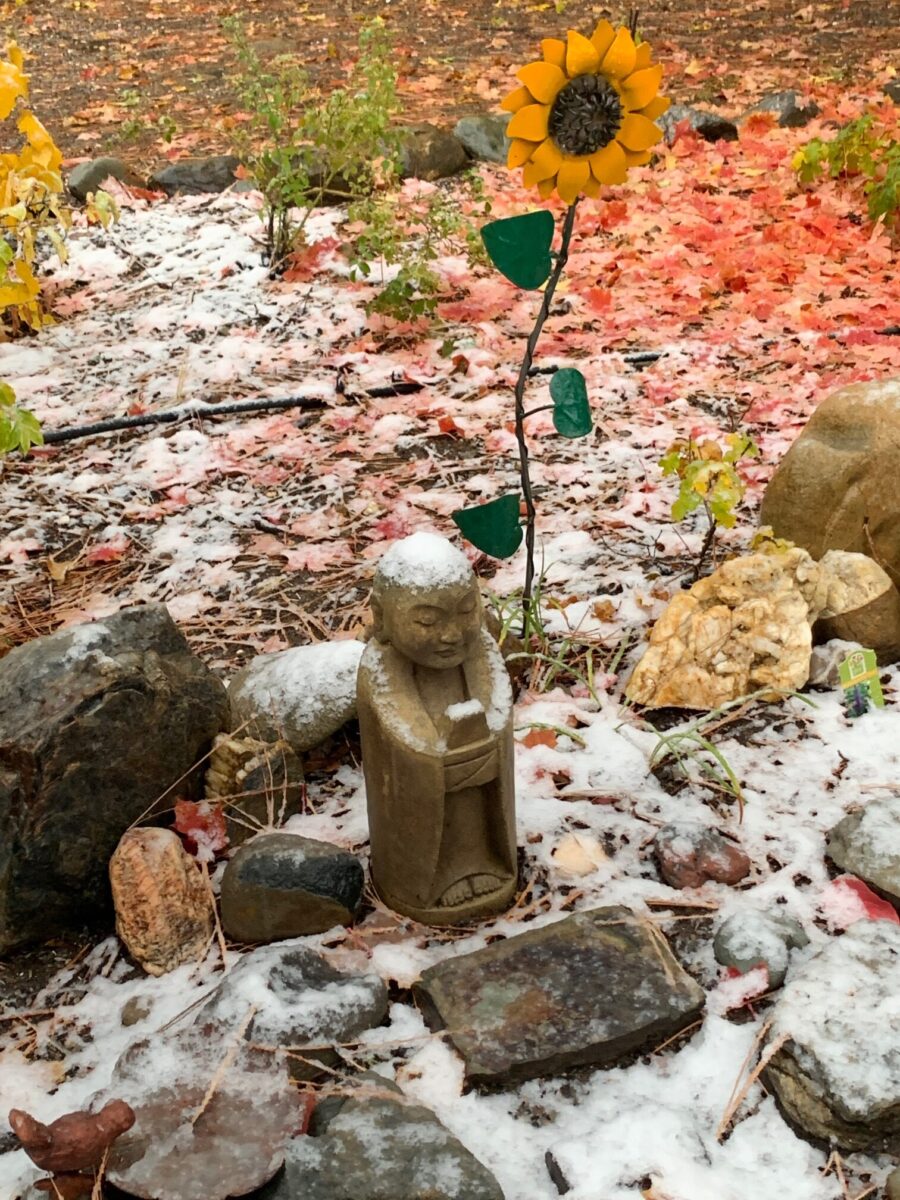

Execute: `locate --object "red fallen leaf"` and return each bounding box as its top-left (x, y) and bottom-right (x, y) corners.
top-left (521, 728), bottom-right (558, 749)
top-left (586, 286), bottom-right (612, 313)
top-left (173, 799), bottom-right (228, 863)
top-left (127, 401), bottom-right (147, 416)
top-left (282, 237), bottom-right (341, 282)
top-left (372, 512), bottom-right (412, 540)
top-left (295, 1091), bottom-right (316, 1136)
top-left (742, 112), bottom-right (778, 135)
top-left (438, 415), bottom-right (463, 436)
top-left (85, 535), bottom-right (130, 564)
top-left (821, 875), bottom-right (900, 929)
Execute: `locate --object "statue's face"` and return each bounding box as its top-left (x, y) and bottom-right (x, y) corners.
top-left (378, 582), bottom-right (481, 669)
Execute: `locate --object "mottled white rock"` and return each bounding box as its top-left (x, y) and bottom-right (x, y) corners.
top-left (827, 795), bottom-right (900, 907)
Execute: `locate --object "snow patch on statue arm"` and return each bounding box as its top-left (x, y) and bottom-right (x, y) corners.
top-left (362, 643), bottom-right (446, 753)
top-left (446, 699), bottom-right (484, 721)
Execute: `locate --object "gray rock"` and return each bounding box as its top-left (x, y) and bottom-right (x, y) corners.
top-left (660, 104), bottom-right (738, 145)
top-left (415, 905), bottom-right (705, 1087)
top-left (260, 1074), bottom-right (504, 1200)
top-left (713, 911), bottom-right (808, 989)
top-left (742, 91), bottom-right (821, 128)
top-left (197, 941), bottom-right (388, 1079)
top-left (827, 796), bottom-right (900, 908)
top-left (453, 114), bottom-right (511, 165)
top-left (0, 605), bottom-right (228, 954)
top-left (807, 638), bottom-right (862, 688)
top-left (67, 156), bottom-right (138, 201)
top-left (885, 82), bottom-right (900, 104)
top-left (655, 822), bottom-right (751, 889)
top-left (228, 640), bottom-right (364, 753)
top-left (149, 155), bottom-right (243, 195)
top-left (399, 123), bottom-right (470, 181)
top-left (764, 921), bottom-right (900, 1153)
top-left (221, 832), bottom-right (364, 942)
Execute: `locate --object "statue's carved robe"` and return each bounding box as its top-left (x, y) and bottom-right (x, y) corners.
top-left (357, 628), bottom-right (517, 924)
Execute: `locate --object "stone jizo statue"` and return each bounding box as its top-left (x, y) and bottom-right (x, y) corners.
top-left (357, 532), bottom-right (517, 925)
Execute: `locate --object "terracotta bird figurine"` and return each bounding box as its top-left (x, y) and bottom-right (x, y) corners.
top-left (8, 1099), bottom-right (135, 1173)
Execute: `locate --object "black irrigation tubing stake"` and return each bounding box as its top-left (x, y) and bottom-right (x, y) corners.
top-left (527, 350), bottom-right (664, 378)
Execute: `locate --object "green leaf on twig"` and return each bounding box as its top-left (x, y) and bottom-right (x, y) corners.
top-left (481, 210), bottom-right (554, 290)
top-left (550, 367), bottom-right (592, 438)
top-left (452, 493), bottom-right (523, 559)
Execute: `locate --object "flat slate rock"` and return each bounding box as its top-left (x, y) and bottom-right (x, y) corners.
top-left (764, 920), bottom-right (900, 1153)
top-left (453, 114), bottom-right (510, 165)
top-left (659, 104), bottom-right (738, 144)
top-left (220, 831), bottom-right (364, 942)
top-left (743, 90), bottom-right (821, 128)
top-left (149, 154), bottom-right (242, 195)
top-left (415, 906), bottom-right (705, 1087)
top-left (826, 795), bottom-right (900, 908)
top-left (260, 1074), bottom-right (504, 1200)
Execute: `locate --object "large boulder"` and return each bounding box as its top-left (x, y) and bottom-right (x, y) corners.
top-left (149, 155), bottom-right (243, 195)
top-left (0, 605), bottom-right (228, 954)
top-left (626, 547), bottom-right (895, 709)
top-left (761, 379), bottom-right (900, 590)
top-left (453, 114), bottom-right (511, 164)
top-left (399, 123), bottom-right (469, 181)
top-left (67, 156), bottom-right (140, 201)
top-left (763, 921), bottom-right (900, 1152)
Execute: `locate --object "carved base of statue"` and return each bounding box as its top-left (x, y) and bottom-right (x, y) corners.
top-left (357, 533), bottom-right (518, 926)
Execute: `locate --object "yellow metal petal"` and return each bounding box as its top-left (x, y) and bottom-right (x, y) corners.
top-left (633, 42), bottom-right (654, 70)
top-left (582, 175), bottom-right (602, 198)
top-left (507, 103), bottom-right (550, 142)
top-left (556, 157), bottom-right (590, 204)
top-left (528, 137), bottom-right (564, 181)
top-left (541, 38), bottom-right (566, 69)
top-left (590, 141), bottom-right (628, 185)
top-left (507, 138), bottom-right (535, 169)
top-left (640, 95), bottom-right (671, 120)
top-left (616, 112), bottom-right (662, 151)
top-left (622, 65), bottom-right (663, 111)
top-left (501, 85), bottom-right (533, 113)
top-left (601, 27), bottom-right (637, 79)
top-left (566, 29), bottom-right (601, 77)
top-left (517, 61), bottom-right (566, 104)
top-left (538, 178), bottom-right (555, 200)
top-left (590, 20), bottom-right (616, 61)
top-left (623, 148), bottom-right (653, 167)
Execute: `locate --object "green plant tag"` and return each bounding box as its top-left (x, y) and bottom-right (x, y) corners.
top-left (550, 367), bottom-right (592, 438)
top-left (838, 648), bottom-right (885, 717)
top-left (452, 493), bottom-right (523, 559)
top-left (480, 210), bottom-right (555, 290)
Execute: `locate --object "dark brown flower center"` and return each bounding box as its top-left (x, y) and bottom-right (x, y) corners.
top-left (549, 74), bottom-right (623, 156)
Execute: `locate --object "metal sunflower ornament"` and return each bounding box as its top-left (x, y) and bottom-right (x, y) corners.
top-left (452, 13), bottom-right (669, 633)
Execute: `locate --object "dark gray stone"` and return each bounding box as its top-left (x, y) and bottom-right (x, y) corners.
top-left (221, 832), bottom-right (363, 942)
top-left (67, 156), bottom-right (138, 201)
top-left (453, 114), bottom-right (511, 165)
top-left (399, 123), bottom-right (470, 181)
top-left (197, 941), bottom-right (388, 1079)
top-left (149, 155), bottom-right (243, 196)
top-left (415, 906), bottom-right (705, 1087)
top-left (659, 104), bottom-right (738, 145)
top-left (827, 796), bottom-right (900, 909)
top-left (713, 911), bottom-right (808, 989)
top-left (743, 91), bottom-right (821, 128)
top-left (0, 605), bottom-right (228, 954)
top-left (259, 1074), bottom-right (504, 1200)
top-left (885, 81), bottom-right (900, 104)
top-left (764, 921), bottom-right (900, 1153)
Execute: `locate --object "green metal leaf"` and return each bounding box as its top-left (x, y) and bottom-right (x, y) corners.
top-left (480, 210), bottom-right (555, 290)
top-left (550, 368), bottom-right (593, 438)
top-left (452, 493), bottom-right (523, 559)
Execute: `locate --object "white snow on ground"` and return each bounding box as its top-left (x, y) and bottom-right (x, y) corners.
top-left (0, 188), bottom-right (898, 1200)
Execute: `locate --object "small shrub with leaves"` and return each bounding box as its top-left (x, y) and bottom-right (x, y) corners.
top-left (794, 113), bottom-right (900, 227)
top-left (0, 380), bottom-right (41, 454)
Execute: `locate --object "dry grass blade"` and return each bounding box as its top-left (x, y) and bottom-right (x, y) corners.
top-left (190, 1004), bottom-right (257, 1126)
top-left (716, 1022), bottom-right (789, 1141)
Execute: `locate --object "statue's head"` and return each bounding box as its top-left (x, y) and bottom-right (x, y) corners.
top-left (372, 532), bottom-right (482, 670)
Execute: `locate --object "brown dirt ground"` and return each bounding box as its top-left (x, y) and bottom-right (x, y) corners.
top-left (3, 0), bottom-right (898, 176)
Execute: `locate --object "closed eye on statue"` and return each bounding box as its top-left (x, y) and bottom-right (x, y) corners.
top-left (411, 606), bottom-right (443, 625)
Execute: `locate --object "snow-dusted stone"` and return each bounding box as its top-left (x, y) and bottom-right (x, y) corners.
top-left (197, 941), bottom-right (388, 1079)
top-left (826, 796), bottom-right (900, 909)
top-left (659, 104), bottom-right (738, 144)
top-left (149, 155), bottom-right (243, 195)
top-left (807, 638), bottom-right (862, 687)
top-left (399, 123), bottom-right (470, 181)
top-left (655, 823), bottom-right (751, 890)
top-left (263, 1074), bottom-right (504, 1200)
top-left (415, 906), bottom-right (705, 1087)
top-left (220, 832), bottom-right (364, 942)
top-left (742, 91), bottom-right (821, 128)
top-left (228, 640), bottom-right (365, 753)
top-left (763, 921), bottom-right (900, 1152)
top-left (453, 114), bottom-right (511, 164)
top-left (0, 605), bottom-right (228, 954)
top-left (110, 828), bottom-right (214, 976)
top-left (626, 547), bottom-right (893, 709)
top-left (713, 911), bottom-right (808, 989)
top-left (67, 156), bottom-right (139, 200)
